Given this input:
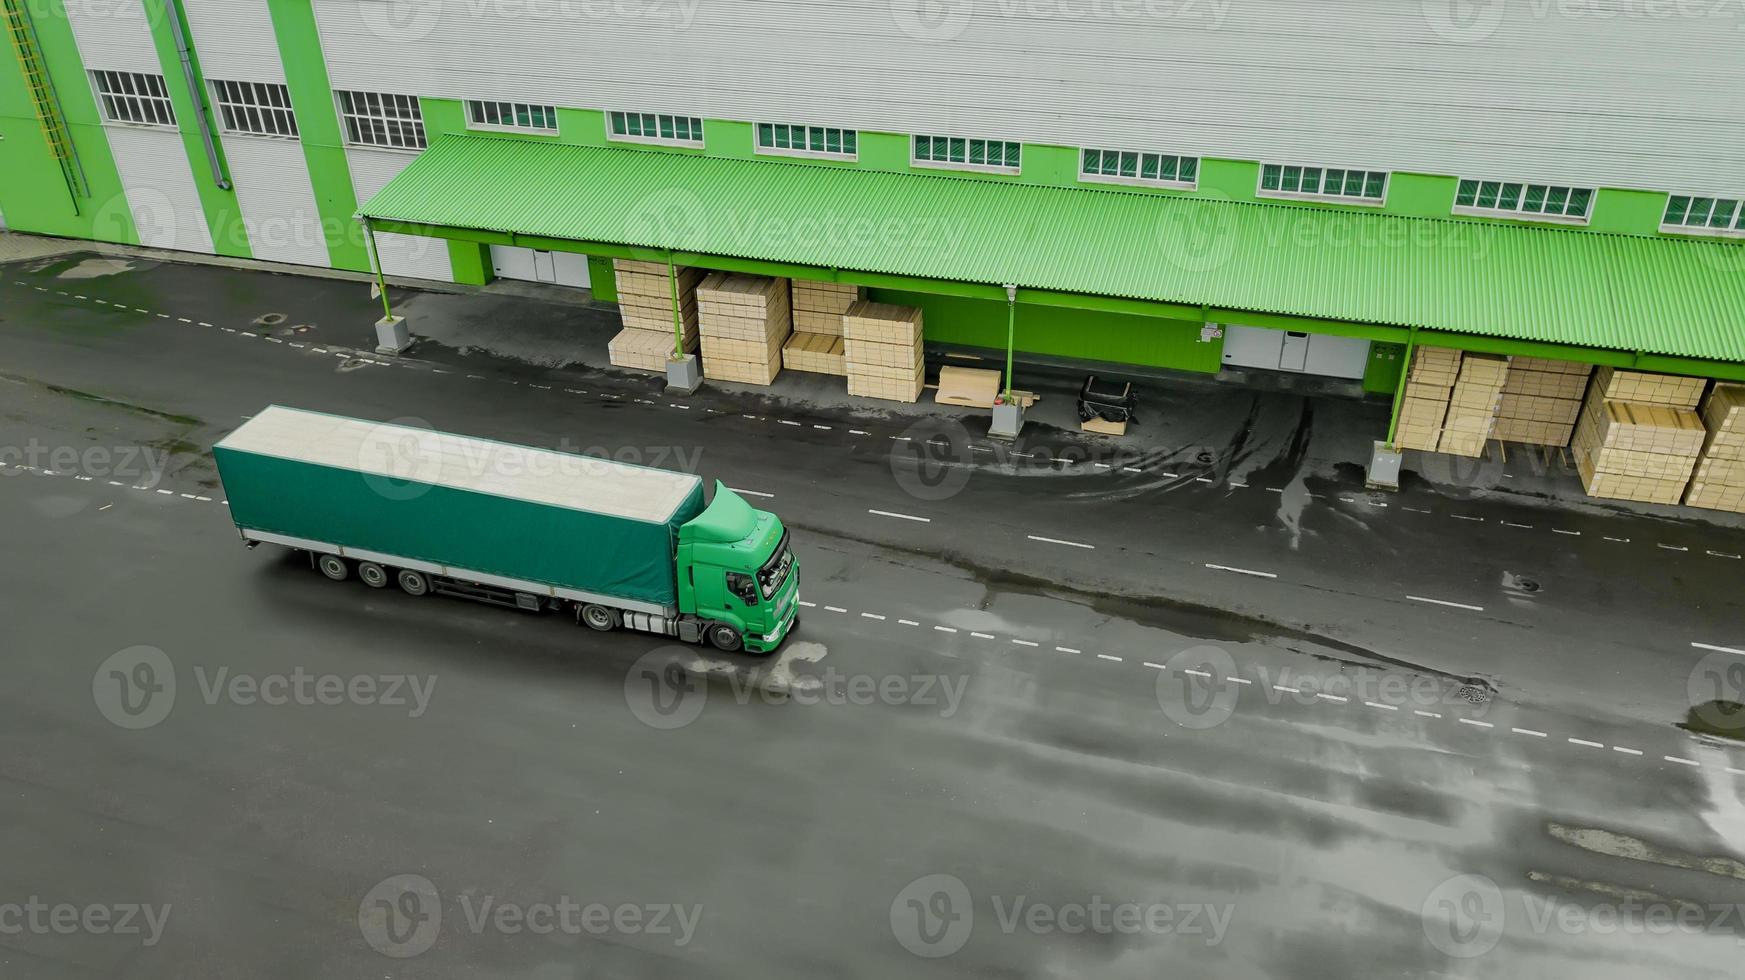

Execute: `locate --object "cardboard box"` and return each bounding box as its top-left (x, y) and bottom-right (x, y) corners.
top-left (1592, 367), bottom-right (1706, 408)
top-left (843, 301), bottom-right (924, 345)
top-left (781, 332), bottom-right (846, 376)
top-left (607, 327), bottom-right (678, 373)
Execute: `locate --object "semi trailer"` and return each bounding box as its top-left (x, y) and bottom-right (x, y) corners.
top-left (213, 406), bottom-right (799, 653)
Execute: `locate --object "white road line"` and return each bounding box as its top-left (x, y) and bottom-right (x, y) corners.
top-left (155, 489), bottom-right (173, 495)
top-left (934, 626), bottom-right (957, 633)
top-left (1707, 551), bottom-right (1743, 560)
top-left (1273, 684), bottom-right (1299, 694)
top-left (1415, 710), bottom-right (1442, 719)
top-left (176, 317), bottom-right (191, 323)
top-left (1458, 718), bottom-right (1495, 729)
top-left (1665, 756), bottom-right (1700, 767)
top-left (1182, 668), bottom-right (1212, 678)
top-left (1228, 481), bottom-right (1247, 488)
top-left (1316, 693), bottom-right (1348, 703)
top-left (849, 429), bottom-right (869, 435)
top-left (1204, 563), bottom-right (1277, 579)
top-left (1194, 476), bottom-right (1215, 484)
top-left (1501, 521), bottom-right (1533, 529)
top-left (824, 606), bottom-right (848, 613)
top-left (1728, 767), bottom-right (1745, 776)
top-left (1613, 746), bottom-right (1643, 756)
top-left (798, 600), bottom-right (816, 608)
top-left (1157, 472), bottom-right (1178, 479)
top-left (861, 613), bottom-right (886, 621)
top-left (1451, 515), bottom-right (1484, 522)
top-left (779, 420), bottom-right (801, 427)
top-left (1366, 701), bottom-right (1399, 711)
top-left (1553, 529), bottom-right (1580, 536)
top-left (1121, 466), bottom-right (1142, 474)
top-left (1692, 642), bottom-right (1745, 656)
top-left (1228, 676), bottom-right (1253, 686)
top-left (812, 424), bottom-right (831, 430)
top-left (1009, 451), bottom-right (1033, 459)
top-left (1011, 639), bottom-right (1039, 647)
top-left (1055, 646), bottom-right (1080, 654)
top-left (729, 487), bottom-right (775, 498)
top-left (1512, 727), bottom-right (1548, 738)
top-left (1143, 661), bottom-right (1167, 670)
top-left (1404, 506), bottom-right (1433, 514)
top-left (1094, 462), bottom-right (1111, 469)
top-left (74, 294), bottom-right (86, 299)
top-left (1027, 534), bottom-right (1094, 550)
top-left (742, 414), bottom-right (759, 420)
top-left (970, 632), bottom-right (995, 640)
top-left (1658, 543), bottom-right (1689, 552)
top-left (179, 493), bottom-right (198, 500)
top-left (898, 619), bottom-right (920, 627)
top-left (1407, 595), bottom-right (1485, 612)
top-left (198, 322), bottom-right (212, 328)
top-left (1603, 536), bottom-right (1629, 543)
top-left (107, 481), bottom-right (124, 487)
top-left (1568, 738), bottom-right (1604, 749)
top-left (1266, 487), bottom-right (1285, 494)
top-left (156, 313), bottom-right (170, 319)
top-left (889, 435), bottom-right (910, 442)
top-left (869, 509), bottom-right (930, 523)
top-left (194, 496), bottom-right (212, 502)
top-left (1095, 653), bottom-right (1122, 662)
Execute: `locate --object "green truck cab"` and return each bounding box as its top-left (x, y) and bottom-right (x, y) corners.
top-left (678, 485), bottom-right (799, 654)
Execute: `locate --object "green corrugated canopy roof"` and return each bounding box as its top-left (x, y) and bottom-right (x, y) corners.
top-left (360, 134), bottom-right (1745, 363)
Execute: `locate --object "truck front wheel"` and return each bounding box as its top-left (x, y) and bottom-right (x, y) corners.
top-left (579, 604), bottom-right (619, 631)
top-left (707, 623), bottom-right (743, 652)
top-left (317, 554), bottom-right (348, 581)
top-left (397, 570), bottom-right (431, 596)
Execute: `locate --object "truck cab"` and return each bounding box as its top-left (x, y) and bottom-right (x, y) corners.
top-left (676, 483), bottom-right (799, 653)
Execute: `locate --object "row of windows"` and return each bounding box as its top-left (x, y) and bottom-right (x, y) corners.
top-left (83, 70), bottom-right (1743, 239)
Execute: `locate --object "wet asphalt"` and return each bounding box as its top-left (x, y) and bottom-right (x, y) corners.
top-left (2, 255), bottom-right (1744, 978)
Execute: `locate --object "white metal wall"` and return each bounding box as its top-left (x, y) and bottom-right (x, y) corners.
top-left (225, 139), bottom-right (330, 267)
top-left (106, 128), bottom-right (215, 253)
top-left (348, 148), bottom-right (453, 281)
top-left (180, 0), bottom-right (286, 82)
top-left (63, 0), bottom-right (161, 74)
top-left (315, 0), bottom-right (1745, 194)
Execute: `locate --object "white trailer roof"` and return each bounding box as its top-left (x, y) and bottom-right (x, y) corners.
top-left (216, 406), bottom-right (702, 523)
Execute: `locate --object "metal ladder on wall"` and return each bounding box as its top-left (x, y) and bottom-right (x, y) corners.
top-left (3, 0), bottom-right (88, 210)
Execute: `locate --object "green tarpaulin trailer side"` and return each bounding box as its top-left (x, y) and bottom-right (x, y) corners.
top-left (213, 407), bottom-right (706, 609)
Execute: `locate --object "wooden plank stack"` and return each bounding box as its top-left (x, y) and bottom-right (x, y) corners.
top-left (1436, 353), bottom-right (1510, 457)
top-left (1395, 346), bottom-right (1460, 451)
top-left (1686, 383), bottom-right (1745, 513)
top-left (1572, 368), bottom-right (1707, 505)
top-left (781, 332), bottom-right (845, 376)
top-left (782, 279), bottom-right (863, 377)
top-left (697, 272), bottom-right (792, 386)
top-left (843, 300), bottom-right (925, 402)
top-left (1494, 357), bottom-right (1592, 446)
top-left (608, 259), bottom-right (701, 372)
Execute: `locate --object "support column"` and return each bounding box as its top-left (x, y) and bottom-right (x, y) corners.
top-left (664, 251), bottom-right (702, 394)
top-left (365, 219), bottom-right (410, 355)
top-left (990, 283), bottom-right (1025, 439)
top-left (1367, 326), bottom-right (1416, 490)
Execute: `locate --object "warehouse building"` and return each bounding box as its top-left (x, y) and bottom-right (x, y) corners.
top-left (4, 2), bottom-right (1743, 405)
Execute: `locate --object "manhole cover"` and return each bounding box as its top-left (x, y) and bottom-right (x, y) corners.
top-left (1457, 685), bottom-right (1490, 704)
top-left (253, 312), bottom-right (287, 326)
top-left (1195, 450), bottom-right (1216, 465)
top-left (1515, 578), bottom-right (1540, 593)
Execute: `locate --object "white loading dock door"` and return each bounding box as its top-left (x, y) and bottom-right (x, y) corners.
top-left (489, 245), bottom-right (590, 288)
top-left (1221, 324), bottom-right (1369, 380)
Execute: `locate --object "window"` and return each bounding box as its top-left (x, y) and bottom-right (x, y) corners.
top-left (725, 572), bottom-right (758, 606)
top-left (1259, 163), bottom-right (1387, 204)
top-left (92, 70), bottom-right (174, 127)
top-left (1662, 195), bottom-right (1744, 236)
top-left (336, 90), bottom-right (425, 150)
top-left (756, 123), bottom-right (857, 159)
top-left (913, 134), bottom-right (1021, 173)
top-left (1080, 148), bottom-right (1198, 188)
top-left (466, 100), bottom-right (557, 134)
top-left (608, 110), bottom-right (702, 146)
top-left (1454, 178), bottom-right (1592, 222)
top-left (210, 80), bottom-right (297, 138)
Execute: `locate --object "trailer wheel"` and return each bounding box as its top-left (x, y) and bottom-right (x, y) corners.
top-left (579, 604), bottom-right (619, 631)
top-left (397, 570), bottom-right (431, 596)
top-left (357, 561), bottom-right (389, 589)
top-left (317, 554), bottom-right (349, 581)
top-left (707, 623), bottom-right (743, 652)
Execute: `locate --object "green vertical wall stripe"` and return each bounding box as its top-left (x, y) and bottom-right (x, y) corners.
top-left (0, 0), bottom-right (135, 242)
top-left (265, 0), bottom-right (367, 271)
top-left (140, 0), bottom-right (249, 258)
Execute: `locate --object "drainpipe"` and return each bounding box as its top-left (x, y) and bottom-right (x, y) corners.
top-left (1385, 326), bottom-right (1418, 447)
top-left (160, 0), bottom-right (229, 190)
top-left (1002, 283), bottom-right (1018, 401)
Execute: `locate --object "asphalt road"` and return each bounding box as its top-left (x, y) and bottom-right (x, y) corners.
top-left (3, 255), bottom-right (1745, 978)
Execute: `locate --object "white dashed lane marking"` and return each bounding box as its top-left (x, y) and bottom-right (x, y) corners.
top-left (1055, 646), bottom-right (1081, 654)
top-left (1665, 756), bottom-right (1700, 767)
top-left (1568, 738), bottom-right (1605, 749)
top-left (1204, 563), bottom-right (1277, 579)
top-left (1096, 654), bottom-right (1123, 662)
top-left (1027, 534), bottom-right (1095, 550)
top-left (1613, 746), bottom-right (1643, 756)
top-left (868, 509), bottom-right (931, 523)
top-left (728, 487), bottom-right (775, 498)
top-left (1407, 595), bottom-right (1485, 613)
top-left (1693, 642), bottom-right (1745, 656)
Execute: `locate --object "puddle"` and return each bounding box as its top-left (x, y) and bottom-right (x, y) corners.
top-left (54, 257), bottom-right (136, 280)
top-left (1682, 701), bottom-right (1745, 742)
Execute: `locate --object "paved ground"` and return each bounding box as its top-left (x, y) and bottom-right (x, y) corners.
top-left (3, 253), bottom-right (1744, 978)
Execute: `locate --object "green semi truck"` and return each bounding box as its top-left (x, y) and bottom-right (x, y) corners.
top-left (213, 406), bottom-right (799, 653)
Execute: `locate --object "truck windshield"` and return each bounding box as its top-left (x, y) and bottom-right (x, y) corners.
top-left (758, 531), bottom-right (793, 601)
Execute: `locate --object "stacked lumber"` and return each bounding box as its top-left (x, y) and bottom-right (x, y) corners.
top-left (790, 279), bottom-right (865, 336)
top-left (1436, 354), bottom-right (1509, 457)
top-left (697, 272), bottom-right (791, 385)
top-left (1686, 383), bottom-right (1745, 513)
top-left (609, 259), bottom-right (701, 372)
top-left (781, 332), bottom-right (845, 376)
top-left (1395, 346), bottom-right (1460, 451)
top-left (843, 300), bottom-right (925, 403)
top-left (1494, 357), bottom-right (1592, 446)
top-left (1572, 369), bottom-right (1707, 505)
